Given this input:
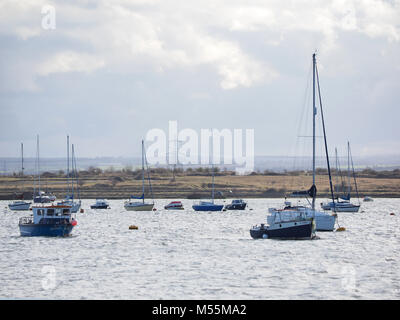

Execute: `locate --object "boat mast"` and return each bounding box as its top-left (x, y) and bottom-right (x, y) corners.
top-left (211, 163), bottom-right (215, 203)
top-left (37, 135), bottom-right (41, 194)
top-left (312, 53), bottom-right (316, 210)
top-left (142, 139), bottom-right (145, 204)
top-left (347, 141), bottom-right (351, 198)
top-left (348, 142), bottom-right (360, 204)
top-left (67, 135), bottom-right (70, 197)
top-left (71, 143), bottom-right (75, 199)
top-left (21, 143), bottom-right (24, 177)
top-left (315, 57), bottom-right (336, 206)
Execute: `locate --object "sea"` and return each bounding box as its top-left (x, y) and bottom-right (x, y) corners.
top-left (0, 198), bottom-right (399, 299)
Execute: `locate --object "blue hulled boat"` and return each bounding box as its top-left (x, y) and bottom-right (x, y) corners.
top-left (192, 201), bottom-right (224, 211)
top-left (19, 204), bottom-right (77, 237)
top-left (192, 164), bottom-right (223, 212)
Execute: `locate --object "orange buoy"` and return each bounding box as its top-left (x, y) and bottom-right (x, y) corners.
top-left (129, 225), bottom-right (138, 230)
top-left (71, 220), bottom-right (78, 226)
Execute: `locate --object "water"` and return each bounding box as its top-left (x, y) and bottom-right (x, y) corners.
top-left (0, 198), bottom-right (399, 299)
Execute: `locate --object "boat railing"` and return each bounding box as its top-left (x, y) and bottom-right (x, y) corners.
top-left (19, 216), bottom-right (33, 225)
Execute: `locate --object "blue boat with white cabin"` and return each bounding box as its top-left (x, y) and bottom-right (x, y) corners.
top-left (19, 204), bottom-right (77, 237)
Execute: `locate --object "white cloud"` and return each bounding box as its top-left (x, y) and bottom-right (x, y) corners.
top-left (36, 51), bottom-right (105, 76)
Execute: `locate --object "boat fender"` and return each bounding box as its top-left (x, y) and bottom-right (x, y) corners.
top-left (71, 220), bottom-right (78, 226)
top-left (262, 233), bottom-right (268, 239)
top-left (80, 209), bottom-right (84, 213)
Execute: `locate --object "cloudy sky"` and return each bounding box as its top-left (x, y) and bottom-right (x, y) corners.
top-left (0, 0), bottom-right (399, 160)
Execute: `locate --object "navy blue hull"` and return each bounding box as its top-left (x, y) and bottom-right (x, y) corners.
top-left (192, 205), bottom-right (224, 211)
top-left (90, 205), bottom-right (109, 209)
top-left (19, 224), bottom-right (74, 237)
top-left (225, 203), bottom-right (247, 210)
top-left (250, 223), bottom-right (313, 240)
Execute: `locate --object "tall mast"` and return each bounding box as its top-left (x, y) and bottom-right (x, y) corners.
top-left (335, 147), bottom-right (338, 194)
top-left (67, 135), bottom-right (70, 196)
top-left (315, 58), bottom-right (335, 206)
top-left (37, 135), bottom-right (41, 193)
top-left (312, 53), bottom-right (316, 210)
top-left (211, 163), bottom-right (215, 203)
top-left (142, 139), bottom-right (145, 204)
top-left (347, 141), bottom-right (351, 197)
top-left (71, 143), bottom-right (75, 198)
top-left (21, 142), bottom-right (23, 180)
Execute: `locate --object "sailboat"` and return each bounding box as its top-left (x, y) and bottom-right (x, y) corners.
top-left (192, 164), bottom-right (224, 211)
top-left (33, 135), bottom-right (56, 203)
top-left (321, 142), bottom-right (360, 212)
top-left (8, 143), bottom-right (31, 211)
top-left (57, 136), bottom-right (81, 213)
top-left (264, 53), bottom-right (337, 232)
top-left (124, 140), bottom-right (155, 211)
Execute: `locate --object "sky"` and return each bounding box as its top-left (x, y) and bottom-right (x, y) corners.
top-left (0, 0), bottom-right (399, 160)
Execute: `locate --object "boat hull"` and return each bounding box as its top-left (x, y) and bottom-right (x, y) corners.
top-left (90, 205), bottom-right (109, 209)
top-left (19, 223), bottom-right (74, 237)
top-left (192, 204), bottom-right (224, 211)
top-left (124, 203), bottom-right (154, 211)
top-left (313, 214), bottom-right (336, 231)
top-left (250, 221), bottom-right (314, 240)
top-left (8, 202), bottom-right (31, 211)
top-left (322, 203), bottom-right (360, 213)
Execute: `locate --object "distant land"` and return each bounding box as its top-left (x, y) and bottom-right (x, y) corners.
top-left (1, 155), bottom-right (400, 175)
top-left (0, 165), bottom-right (399, 200)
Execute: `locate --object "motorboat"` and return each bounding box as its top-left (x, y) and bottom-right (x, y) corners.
top-left (9, 200), bottom-right (31, 211)
top-left (250, 209), bottom-right (316, 240)
top-left (164, 201), bottom-right (184, 210)
top-left (224, 199), bottom-right (247, 210)
top-left (90, 199), bottom-right (110, 209)
top-left (19, 204), bottom-right (77, 237)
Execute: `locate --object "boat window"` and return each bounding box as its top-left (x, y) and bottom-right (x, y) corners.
top-left (63, 209), bottom-right (70, 214)
top-left (47, 209), bottom-right (54, 216)
top-left (37, 209), bottom-right (44, 215)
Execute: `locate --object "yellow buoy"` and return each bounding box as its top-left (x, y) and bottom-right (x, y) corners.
top-left (129, 225), bottom-right (138, 230)
top-left (336, 227), bottom-right (346, 232)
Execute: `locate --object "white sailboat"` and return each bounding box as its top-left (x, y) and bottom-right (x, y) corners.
top-left (124, 140), bottom-right (155, 211)
top-left (8, 143), bottom-right (31, 211)
top-left (268, 53), bottom-right (337, 232)
top-left (321, 142), bottom-right (360, 212)
top-left (57, 136), bottom-right (81, 213)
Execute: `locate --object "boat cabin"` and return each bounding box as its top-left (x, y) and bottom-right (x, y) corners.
top-left (30, 205), bottom-right (73, 224)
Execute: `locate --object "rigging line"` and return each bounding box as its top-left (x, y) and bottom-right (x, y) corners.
top-left (349, 142), bottom-right (360, 205)
top-left (336, 150), bottom-right (346, 198)
top-left (143, 143), bottom-right (155, 203)
top-left (315, 63), bottom-right (335, 205)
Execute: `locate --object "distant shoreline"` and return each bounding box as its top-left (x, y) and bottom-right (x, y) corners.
top-left (1, 168), bottom-right (399, 200)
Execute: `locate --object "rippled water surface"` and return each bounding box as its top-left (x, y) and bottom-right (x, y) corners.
top-left (0, 198), bottom-right (399, 299)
